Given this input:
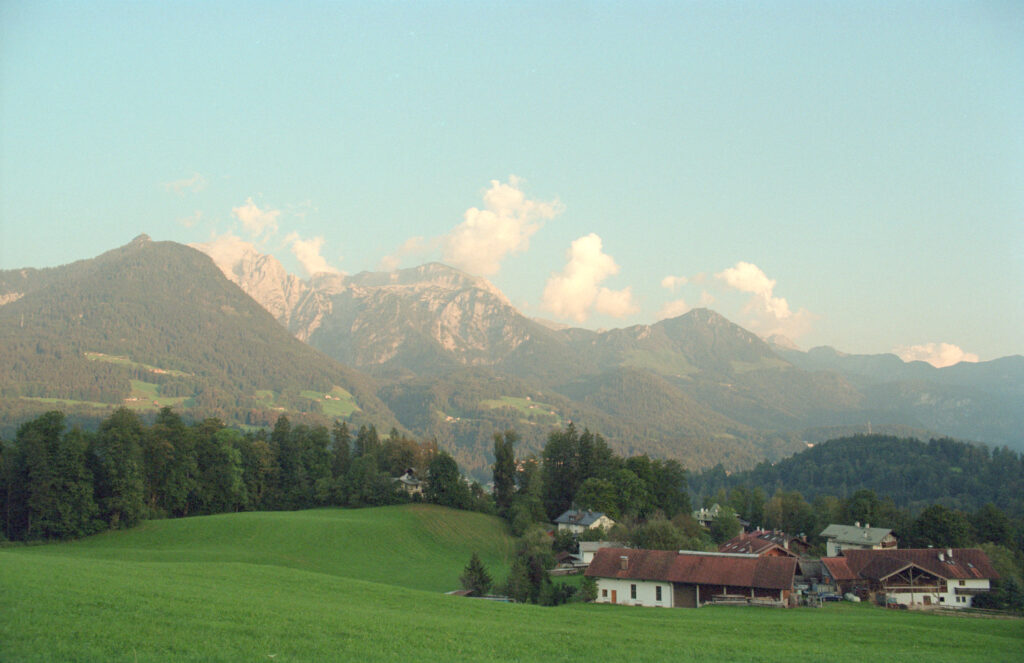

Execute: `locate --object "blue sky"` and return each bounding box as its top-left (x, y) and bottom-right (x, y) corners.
top-left (2, 1), bottom-right (1021, 365)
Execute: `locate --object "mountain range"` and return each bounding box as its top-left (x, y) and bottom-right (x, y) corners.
top-left (1, 236), bottom-right (1020, 478)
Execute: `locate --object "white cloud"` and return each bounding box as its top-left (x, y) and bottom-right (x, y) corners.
top-left (232, 197), bottom-right (280, 238)
top-left (715, 261), bottom-right (815, 338)
top-left (164, 172), bottom-right (207, 195)
top-left (285, 232), bottom-right (339, 277)
top-left (894, 343), bottom-right (980, 368)
top-left (190, 233), bottom-right (258, 279)
top-left (716, 261), bottom-right (776, 297)
top-left (542, 233), bottom-right (637, 322)
top-left (441, 176), bottom-right (561, 275)
top-left (661, 275), bottom-right (688, 291)
top-left (697, 290), bottom-right (715, 307)
top-left (378, 236), bottom-right (436, 272)
top-left (657, 298), bottom-right (690, 320)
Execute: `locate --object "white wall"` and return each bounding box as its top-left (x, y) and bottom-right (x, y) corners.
top-left (594, 578), bottom-right (673, 608)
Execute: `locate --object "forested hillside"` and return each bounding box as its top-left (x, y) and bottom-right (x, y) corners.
top-left (0, 236), bottom-right (396, 436)
top-left (692, 434), bottom-right (1024, 517)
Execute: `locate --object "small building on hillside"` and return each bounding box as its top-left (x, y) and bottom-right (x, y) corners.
top-left (719, 530), bottom-right (803, 558)
top-left (820, 522), bottom-right (897, 557)
top-left (821, 548), bottom-right (998, 609)
top-left (585, 548), bottom-right (796, 608)
top-left (554, 510), bottom-right (615, 534)
top-left (392, 469), bottom-right (423, 497)
top-left (692, 504), bottom-right (721, 528)
top-left (579, 541), bottom-right (627, 565)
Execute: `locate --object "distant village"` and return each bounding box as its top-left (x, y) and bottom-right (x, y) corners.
top-left (550, 507), bottom-right (998, 611)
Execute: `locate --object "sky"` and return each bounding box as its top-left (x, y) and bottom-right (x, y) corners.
top-left (1, 1), bottom-right (1021, 366)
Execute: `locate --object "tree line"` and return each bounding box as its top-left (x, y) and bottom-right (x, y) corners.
top-left (0, 407), bottom-right (489, 542)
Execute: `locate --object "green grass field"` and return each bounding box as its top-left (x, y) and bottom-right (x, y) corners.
top-left (2, 505), bottom-right (1021, 662)
top-left (480, 396), bottom-right (562, 425)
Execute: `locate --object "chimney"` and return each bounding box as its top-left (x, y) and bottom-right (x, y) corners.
top-left (855, 521), bottom-right (860, 528)
top-left (620, 555), bottom-right (629, 571)
top-left (947, 548), bottom-right (953, 560)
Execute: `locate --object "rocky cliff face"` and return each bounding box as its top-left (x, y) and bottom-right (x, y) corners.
top-left (193, 240), bottom-right (544, 373)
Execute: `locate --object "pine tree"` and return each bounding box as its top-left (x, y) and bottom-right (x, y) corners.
top-left (492, 430), bottom-right (517, 518)
top-left (459, 552), bottom-right (493, 596)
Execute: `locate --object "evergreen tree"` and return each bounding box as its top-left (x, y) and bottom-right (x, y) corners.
top-left (459, 552), bottom-right (493, 596)
top-left (492, 429), bottom-right (517, 518)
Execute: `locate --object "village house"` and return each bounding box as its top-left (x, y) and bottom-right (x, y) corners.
top-left (820, 522), bottom-right (897, 557)
top-left (718, 529), bottom-right (804, 558)
top-left (392, 469), bottom-right (422, 497)
top-left (554, 509), bottom-right (615, 534)
top-left (579, 541), bottom-right (627, 565)
top-left (821, 547), bottom-right (998, 609)
top-left (585, 548), bottom-right (796, 608)
top-left (692, 504), bottom-right (721, 528)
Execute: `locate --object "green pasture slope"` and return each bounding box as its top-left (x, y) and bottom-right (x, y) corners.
top-left (2, 505), bottom-right (1021, 662)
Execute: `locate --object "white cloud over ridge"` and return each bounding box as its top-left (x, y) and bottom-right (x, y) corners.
top-left (542, 233), bottom-right (638, 322)
top-left (441, 176), bottom-right (562, 275)
top-left (285, 232), bottom-right (339, 277)
top-left (232, 197), bottom-right (280, 238)
top-left (715, 261), bottom-right (814, 338)
top-left (657, 297), bottom-right (690, 320)
top-left (895, 342), bottom-right (979, 368)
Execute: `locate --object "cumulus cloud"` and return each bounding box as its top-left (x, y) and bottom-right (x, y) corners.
top-left (164, 172), bottom-right (207, 195)
top-left (440, 176), bottom-right (562, 275)
top-left (714, 261), bottom-right (815, 338)
top-left (190, 233), bottom-right (258, 279)
top-left (378, 236), bottom-right (437, 272)
top-left (232, 197), bottom-right (280, 238)
top-left (657, 298), bottom-right (690, 320)
top-left (894, 343), bottom-right (979, 368)
top-left (285, 232), bottom-right (340, 277)
top-left (661, 275), bottom-right (688, 291)
top-left (542, 234), bottom-right (638, 322)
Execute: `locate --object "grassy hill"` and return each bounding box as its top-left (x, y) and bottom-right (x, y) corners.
top-left (2, 505), bottom-right (1022, 662)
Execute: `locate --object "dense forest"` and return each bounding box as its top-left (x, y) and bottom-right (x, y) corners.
top-left (690, 434), bottom-right (1024, 517)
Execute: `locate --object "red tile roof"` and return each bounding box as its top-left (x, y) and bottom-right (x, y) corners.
top-left (718, 531), bottom-right (799, 557)
top-left (824, 548), bottom-right (998, 582)
top-left (585, 548), bottom-right (796, 590)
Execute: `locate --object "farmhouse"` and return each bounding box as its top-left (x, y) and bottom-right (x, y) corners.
top-left (579, 541), bottom-right (626, 565)
top-left (554, 509), bottom-right (615, 534)
top-left (585, 548), bottom-right (796, 608)
top-left (392, 469), bottom-right (423, 497)
top-left (822, 547), bottom-right (998, 608)
top-left (820, 522), bottom-right (897, 557)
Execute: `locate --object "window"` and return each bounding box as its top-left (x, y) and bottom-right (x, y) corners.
top-left (656, 586), bottom-right (663, 602)
top-left (630, 584), bottom-right (637, 599)
top-left (959, 580), bottom-right (966, 586)
top-left (601, 589), bottom-right (607, 598)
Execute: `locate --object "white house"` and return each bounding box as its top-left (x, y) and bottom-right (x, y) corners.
top-left (579, 541), bottom-right (626, 565)
top-left (822, 548), bottom-right (998, 609)
top-left (820, 522), bottom-right (897, 557)
top-left (585, 548), bottom-right (796, 608)
top-left (554, 509), bottom-right (615, 534)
